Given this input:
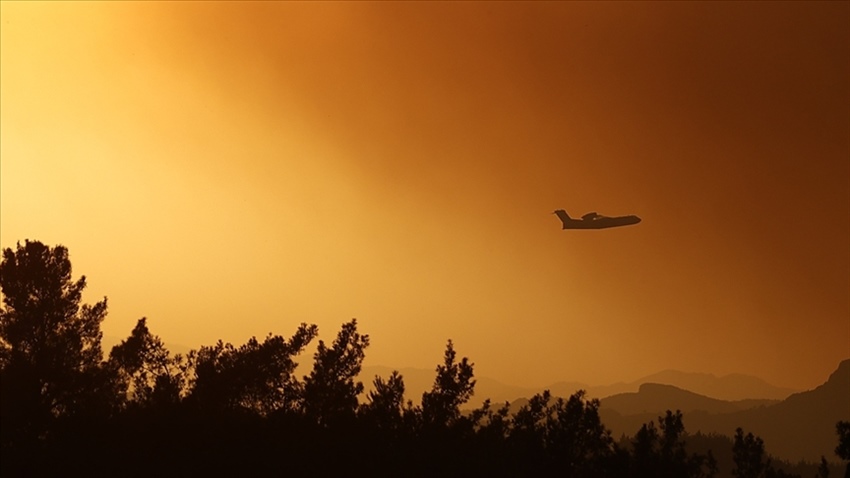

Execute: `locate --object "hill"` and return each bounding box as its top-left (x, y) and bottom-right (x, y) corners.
top-left (694, 358), bottom-right (850, 463)
top-left (630, 369), bottom-right (797, 401)
top-left (601, 382), bottom-right (777, 416)
top-left (360, 365), bottom-right (797, 406)
top-left (599, 359), bottom-right (850, 463)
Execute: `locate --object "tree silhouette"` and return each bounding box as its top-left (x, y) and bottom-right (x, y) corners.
top-left (658, 410), bottom-right (689, 468)
top-left (500, 390), bottom-right (628, 476)
top-left (0, 240), bottom-right (113, 443)
top-left (817, 456), bottom-right (831, 478)
top-left (632, 418), bottom-right (662, 474)
top-left (189, 323), bottom-right (318, 415)
top-left (420, 339), bottom-right (475, 429)
top-left (109, 317), bottom-right (188, 408)
top-left (630, 410), bottom-right (717, 478)
top-left (303, 319), bottom-right (369, 426)
top-left (360, 370), bottom-right (408, 433)
top-left (474, 398), bottom-right (512, 444)
top-left (544, 391), bottom-right (623, 477)
top-left (510, 390), bottom-right (552, 449)
top-left (733, 427), bottom-right (770, 478)
top-left (836, 421), bottom-right (850, 478)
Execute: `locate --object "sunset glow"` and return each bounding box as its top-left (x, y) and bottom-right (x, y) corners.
top-left (1, 1), bottom-right (847, 391)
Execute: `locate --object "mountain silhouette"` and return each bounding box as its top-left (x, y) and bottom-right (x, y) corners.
top-left (599, 359), bottom-right (850, 463)
top-left (361, 365), bottom-right (797, 406)
top-left (631, 369), bottom-right (798, 401)
top-left (600, 382), bottom-right (778, 416)
top-left (588, 370), bottom-right (797, 401)
top-left (597, 383), bottom-right (780, 449)
top-left (703, 358), bottom-right (850, 463)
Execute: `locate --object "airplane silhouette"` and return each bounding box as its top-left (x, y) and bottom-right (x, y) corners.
top-left (553, 209), bottom-right (641, 229)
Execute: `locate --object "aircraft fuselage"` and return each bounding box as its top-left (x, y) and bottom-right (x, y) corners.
top-left (553, 209), bottom-right (641, 230)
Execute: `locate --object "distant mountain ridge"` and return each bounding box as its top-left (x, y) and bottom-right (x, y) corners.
top-left (616, 369), bottom-right (797, 401)
top-left (360, 361), bottom-right (848, 463)
top-left (601, 382), bottom-right (778, 416)
top-left (598, 359), bottom-right (850, 463)
top-left (360, 365), bottom-right (799, 406)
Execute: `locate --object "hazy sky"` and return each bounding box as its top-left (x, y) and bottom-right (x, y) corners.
top-left (2, 2), bottom-right (848, 390)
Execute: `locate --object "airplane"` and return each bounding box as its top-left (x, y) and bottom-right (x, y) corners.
top-left (553, 209), bottom-right (641, 230)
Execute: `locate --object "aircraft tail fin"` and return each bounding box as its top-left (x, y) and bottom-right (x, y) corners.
top-left (553, 209), bottom-right (572, 228)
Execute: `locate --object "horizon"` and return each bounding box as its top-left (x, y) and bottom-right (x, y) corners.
top-left (2, 2), bottom-right (848, 392)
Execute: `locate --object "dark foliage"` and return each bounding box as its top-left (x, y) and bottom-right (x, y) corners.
top-left (188, 323), bottom-right (317, 415)
top-left (837, 421), bottom-right (850, 478)
top-left (109, 317), bottom-right (188, 408)
top-left (0, 241), bottom-right (115, 448)
top-left (628, 410), bottom-right (717, 478)
top-left (303, 318), bottom-right (368, 426)
top-left (0, 240), bottom-right (844, 477)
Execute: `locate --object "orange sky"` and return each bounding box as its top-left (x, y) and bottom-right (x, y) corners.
top-left (1, 2), bottom-right (848, 391)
